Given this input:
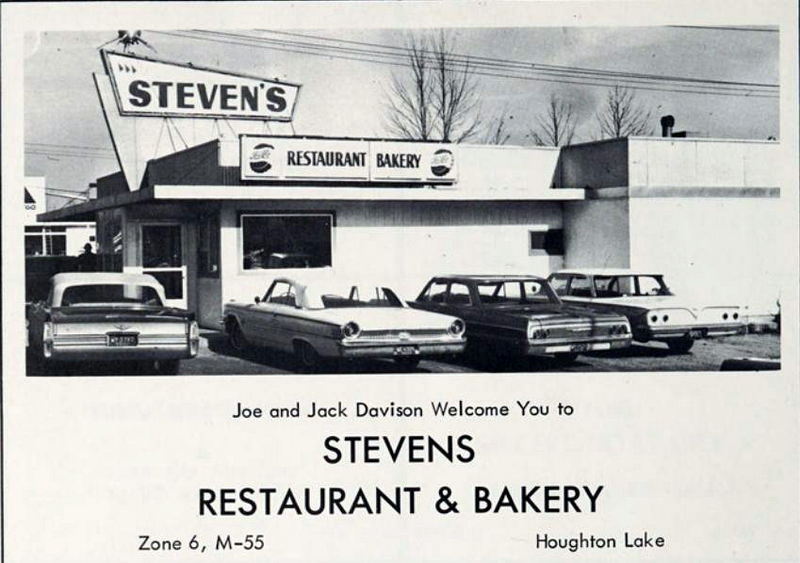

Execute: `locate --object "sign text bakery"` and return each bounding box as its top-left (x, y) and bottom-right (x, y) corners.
top-left (103, 52), bottom-right (300, 121)
top-left (240, 136), bottom-right (457, 184)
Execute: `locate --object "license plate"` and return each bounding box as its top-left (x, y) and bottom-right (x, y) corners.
top-left (570, 343), bottom-right (589, 352)
top-left (689, 329), bottom-right (704, 339)
top-left (107, 333), bottom-right (138, 347)
top-left (394, 346), bottom-right (418, 356)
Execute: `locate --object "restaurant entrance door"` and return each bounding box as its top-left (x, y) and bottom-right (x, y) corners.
top-left (140, 224), bottom-right (187, 309)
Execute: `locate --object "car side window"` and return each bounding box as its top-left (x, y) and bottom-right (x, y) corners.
top-left (637, 276), bottom-right (663, 296)
top-left (421, 281), bottom-right (450, 303)
top-left (568, 276), bottom-right (593, 297)
top-left (594, 276), bottom-right (622, 297)
top-left (266, 282), bottom-right (297, 306)
top-left (444, 283), bottom-right (472, 305)
top-left (548, 275), bottom-right (570, 296)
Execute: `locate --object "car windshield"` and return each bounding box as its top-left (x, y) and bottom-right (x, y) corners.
top-left (304, 285), bottom-right (405, 309)
top-left (594, 275), bottom-right (671, 297)
top-left (476, 279), bottom-right (560, 306)
top-left (59, 284), bottom-right (163, 307)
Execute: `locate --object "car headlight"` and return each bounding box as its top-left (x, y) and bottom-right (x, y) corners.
top-left (341, 321), bottom-right (360, 339)
top-left (449, 319), bottom-right (465, 336)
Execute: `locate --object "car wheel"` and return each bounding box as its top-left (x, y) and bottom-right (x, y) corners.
top-left (152, 359), bottom-right (180, 375)
top-left (295, 341), bottom-right (322, 373)
top-left (554, 352), bottom-right (579, 363)
top-left (228, 320), bottom-right (248, 352)
top-left (667, 337), bottom-right (694, 354)
top-left (394, 356), bottom-right (421, 371)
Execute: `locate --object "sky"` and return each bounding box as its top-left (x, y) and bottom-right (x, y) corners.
top-left (23, 26), bottom-right (779, 208)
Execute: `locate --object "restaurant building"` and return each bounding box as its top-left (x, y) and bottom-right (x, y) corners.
top-left (38, 51), bottom-right (783, 328)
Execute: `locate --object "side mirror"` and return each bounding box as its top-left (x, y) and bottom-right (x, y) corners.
top-left (254, 296), bottom-right (261, 304)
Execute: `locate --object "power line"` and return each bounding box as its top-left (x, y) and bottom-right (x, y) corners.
top-left (153, 29), bottom-right (777, 99)
top-left (251, 28), bottom-right (777, 88)
top-left (199, 29), bottom-right (773, 92)
top-left (668, 25), bottom-right (779, 33)
top-left (26, 150), bottom-right (117, 160)
top-left (26, 142), bottom-right (114, 153)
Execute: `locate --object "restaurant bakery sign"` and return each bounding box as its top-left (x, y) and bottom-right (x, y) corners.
top-left (240, 135), bottom-right (458, 184)
top-left (103, 52), bottom-right (300, 121)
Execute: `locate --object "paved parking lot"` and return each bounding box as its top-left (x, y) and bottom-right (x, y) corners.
top-left (29, 330), bottom-right (780, 376)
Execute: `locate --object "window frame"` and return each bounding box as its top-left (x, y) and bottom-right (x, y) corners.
top-left (238, 211), bottom-right (336, 274)
top-left (528, 227), bottom-right (565, 257)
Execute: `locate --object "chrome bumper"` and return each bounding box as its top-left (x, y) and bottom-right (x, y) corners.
top-left (337, 340), bottom-right (466, 358)
top-left (525, 336), bottom-right (631, 355)
top-left (49, 337), bottom-right (197, 361)
top-left (637, 323), bottom-right (746, 341)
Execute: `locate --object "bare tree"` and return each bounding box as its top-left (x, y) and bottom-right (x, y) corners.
top-left (596, 84), bottom-right (653, 139)
top-left (384, 31), bottom-right (481, 143)
top-left (384, 35), bottom-right (435, 140)
top-left (529, 93), bottom-right (577, 147)
top-left (483, 110), bottom-right (513, 145)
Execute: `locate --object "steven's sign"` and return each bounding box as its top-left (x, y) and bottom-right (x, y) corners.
top-left (240, 136), bottom-right (458, 183)
top-left (103, 52), bottom-right (300, 121)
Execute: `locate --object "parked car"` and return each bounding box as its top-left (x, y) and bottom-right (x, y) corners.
top-left (408, 275), bottom-right (632, 363)
top-left (27, 272), bottom-right (199, 374)
top-left (222, 277), bottom-right (466, 372)
top-left (547, 269), bottom-right (746, 353)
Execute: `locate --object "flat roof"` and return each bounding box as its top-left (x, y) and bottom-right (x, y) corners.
top-left (553, 268), bottom-right (662, 276)
top-left (429, 275), bottom-right (548, 282)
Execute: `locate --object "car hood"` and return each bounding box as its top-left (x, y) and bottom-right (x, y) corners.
top-left (312, 307), bottom-right (459, 330)
top-left (51, 306), bottom-right (192, 323)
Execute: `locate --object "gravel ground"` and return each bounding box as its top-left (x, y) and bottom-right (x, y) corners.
top-left (28, 331), bottom-right (781, 376)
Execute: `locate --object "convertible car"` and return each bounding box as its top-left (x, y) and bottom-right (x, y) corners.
top-left (547, 269), bottom-right (746, 353)
top-left (408, 275), bottom-right (632, 363)
top-left (222, 278), bottom-right (466, 372)
top-left (27, 272), bottom-right (199, 374)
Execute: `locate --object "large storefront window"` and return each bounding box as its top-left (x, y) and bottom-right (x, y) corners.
top-left (25, 226), bottom-right (67, 256)
top-left (241, 213), bottom-right (333, 270)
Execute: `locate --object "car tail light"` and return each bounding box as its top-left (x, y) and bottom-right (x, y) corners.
top-left (733, 312), bottom-right (739, 320)
top-left (449, 319), bottom-right (465, 336)
top-left (341, 321), bottom-right (360, 339)
top-left (188, 321), bottom-right (199, 356)
top-left (43, 321), bottom-right (54, 358)
top-left (650, 314), bottom-right (658, 323)
top-left (662, 314), bottom-right (669, 322)
top-left (528, 322), bottom-right (549, 340)
top-left (611, 324), bottom-right (629, 335)
top-left (722, 313), bottom-right (729, 320)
